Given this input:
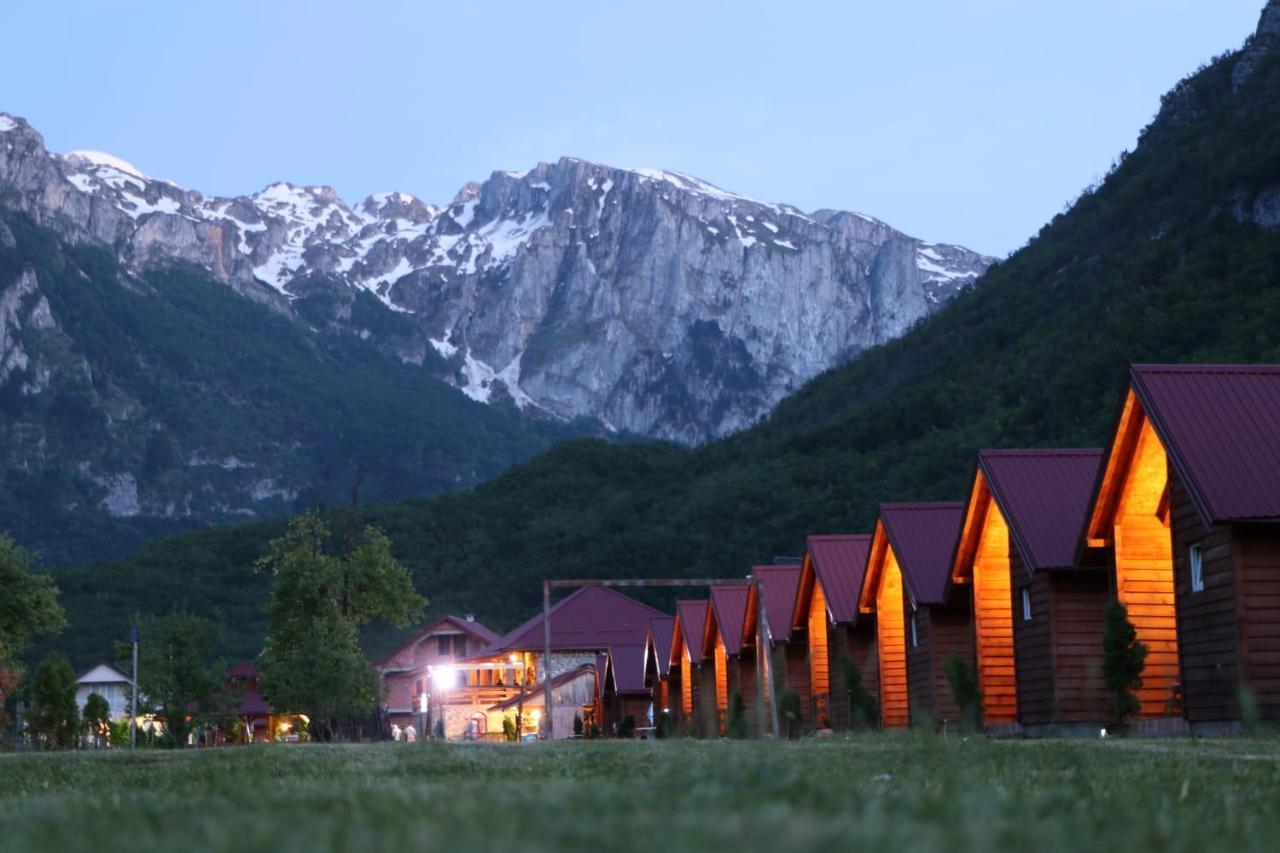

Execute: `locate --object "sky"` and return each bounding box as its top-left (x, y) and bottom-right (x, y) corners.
top-left (0, 1), bottom-right (1265, 256)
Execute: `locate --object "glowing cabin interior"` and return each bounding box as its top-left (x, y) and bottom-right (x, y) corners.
top-left (966, 485), bottom-right (1018, 725)
top-left (863, 529), bottom-right (909, 728)
top-left (1088, 391), bottom-right (1181, 717)
top-left (808, 580), bottom-right (830, 699)
top-left (714, 639), bottom-right (729, 715)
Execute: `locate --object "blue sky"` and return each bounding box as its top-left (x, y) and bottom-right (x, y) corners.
top-left (0, 1), bottom-right (1263, 256)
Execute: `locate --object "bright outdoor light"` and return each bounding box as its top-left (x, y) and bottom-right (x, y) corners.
top-left (433, 666), bottom-right (458, 689)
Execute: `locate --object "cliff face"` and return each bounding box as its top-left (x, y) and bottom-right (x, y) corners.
top-left (0, 115), bottom-right (991, 443)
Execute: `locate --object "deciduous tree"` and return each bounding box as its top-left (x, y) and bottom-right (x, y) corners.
top-left (258, 512), bottom-right (424, 740)
top-left (0, 535), bottom-right (65, 727)
top-left (119, 611), bottom-right (222, 749)
top-left (26, 652), bottom-right (79, 749)
top-left (82, 692), bottom-right (111, 748)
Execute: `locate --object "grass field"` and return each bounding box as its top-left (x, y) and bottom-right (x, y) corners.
top-left (3, 735), bottom-right (1280, 852)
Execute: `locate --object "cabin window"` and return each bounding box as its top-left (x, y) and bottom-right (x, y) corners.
top-left (1022, 587), bottom-right (1032, 622)
top-left (437, 636), bottom-right (451, 656)
top-left (909, 612), bottom-right (919, 648)
top-left (1190, 544), bottom-right (1205, 593)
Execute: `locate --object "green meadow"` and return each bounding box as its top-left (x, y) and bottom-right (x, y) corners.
top-left (2, 736), bottom-right (1279, 851)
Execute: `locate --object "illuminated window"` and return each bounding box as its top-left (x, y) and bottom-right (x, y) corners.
top-left (909, 612), bottom-right (919, 648)
top-left (1190, 544), bottom-right (1204, 593)
top-left (1022, 588), bottom-right (1032, 622)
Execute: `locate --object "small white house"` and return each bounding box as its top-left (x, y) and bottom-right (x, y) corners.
top-left (75, 663), bottom-right (132, 720)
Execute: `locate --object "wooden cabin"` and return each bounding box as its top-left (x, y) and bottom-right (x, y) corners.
top-left (706, 584), bottom-right (754, 733)
top-left (751, 564), bottom-right (809, 726)
top-left (376, 614), bottom-right (500, 730)
top-left (1087, 365), bottom-right (1280, 729)
top-left (602, 645), bottom-right (651, 735)
top-left (950, 449), bottom-right (1111, 734)
top-left (796, 535), bottom-right (876, 729)
top-left (672, 599), bottom-right (716, 736)
top-left (860, 503), bottom-right (970, 729)
top-left (646, 617), bottom-right (676, 730)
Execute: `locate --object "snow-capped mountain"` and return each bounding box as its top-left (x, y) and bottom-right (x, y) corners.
top-left (0, 112), bottom-right (993, 442)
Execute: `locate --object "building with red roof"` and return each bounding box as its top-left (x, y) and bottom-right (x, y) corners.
top-left (644, 617), bottom-right (676, 731)
top-left (1086, 364), bottom-right (1280, 729)
top-left (795, 535), bottom-right (875, 729)
top-left (860, 503), bottom-right (970, 728)
top-left (950, 449), bottom-right (1110, 734)
top-left (670, 599), bottom-right (715, 736)
top-left (747, 563), bottom-right (809, 727)
top-left (706, 584), bottom-right (752, 734)
top-left (420, 588), bottom-right (664, 740)
top-left (375, 614), bottom-right (501, 731)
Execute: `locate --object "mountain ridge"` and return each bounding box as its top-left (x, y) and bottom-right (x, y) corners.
top-left (1, 116), bottom-right (992, 442)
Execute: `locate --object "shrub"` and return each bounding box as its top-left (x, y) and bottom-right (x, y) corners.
top-left (573, 713), bottom-right (583, 737)
top-left (778, 688), bottom-right (802, 739)
top-left (944, 655), bottom-right (981, 731)
top-left (618, 715), bottom-right (636, 739)
top-left (727, 691), bottom-right (748, 739)
top-left (502, 714), bottom-right (518, 742)
top-left (838, 654), bottom-right (879, 729)
top-left (1102, 600), bottom-right (1148, 728)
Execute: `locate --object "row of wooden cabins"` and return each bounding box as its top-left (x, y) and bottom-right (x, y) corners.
top-left (383, 365), bottom-right (1280, 737)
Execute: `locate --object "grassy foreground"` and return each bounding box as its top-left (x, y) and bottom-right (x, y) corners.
top-left (3, 735), bottom-right (1280, 852)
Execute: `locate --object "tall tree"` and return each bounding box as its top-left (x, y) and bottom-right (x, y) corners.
top-left (26, 652), bottom-right (79, 749)
top-left (0, 535), bottom-right (65, 730)
top-left (257, 512), bottom-right (424, 739)
top-left (119, 611), bottom-right (222, 749)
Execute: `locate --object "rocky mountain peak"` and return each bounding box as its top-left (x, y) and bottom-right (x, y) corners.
top-left (0, 110), bottom-right (994, 442)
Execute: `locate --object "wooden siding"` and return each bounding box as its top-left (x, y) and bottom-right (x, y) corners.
top-left (1170, 471), bottom-right (1239, 723)
top-left (1049, 570), bottom-right (1112, 722)
top-left (1237, 525), bottom-right (1280, 720)
top-left (928, 605), bottom-right (976, 727)
top-left (783, 640), bottom-right (813, 725)
top-left (1012, 554), bottom-right (1054, 725)
top-left (714, 640), bottom-right (730, 718)
top-left (907, 606), bottom-right (934, 724)
top-left (678, 657), bottom-right (693, 719)
top-left (809, 583), bottom-right (831, 697)
top-left (875, 547), bottom-right (910, 728)
top-left (972, 501), bottom-right (1018, 724)
top-left (1112, 416), bottom-right (1182, 717)
top-left (828, 621), bottom-right (879, 729)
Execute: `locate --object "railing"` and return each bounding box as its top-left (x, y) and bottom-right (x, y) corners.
top-left (432, 686), bottom-right (524, 706)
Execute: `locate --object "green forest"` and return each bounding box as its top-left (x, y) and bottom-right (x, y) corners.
top-left (27, 28), bottom-right (1280, 667)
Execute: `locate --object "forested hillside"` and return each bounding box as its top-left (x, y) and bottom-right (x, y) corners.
top-left (38, 9), bottom-right (1280, 666)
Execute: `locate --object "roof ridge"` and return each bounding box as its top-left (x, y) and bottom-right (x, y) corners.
top-left (979, 447), bottom-right (1102, 457)
top-left (1133, 363), bottom-right (1280, 375)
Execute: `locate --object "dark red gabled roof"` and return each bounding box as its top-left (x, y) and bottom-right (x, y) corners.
top-left (979, 449), bottom-right (1103, 571)
top-left (648, 617), bottom-right (675, 678)
top-left (482, 587), bottom-right (665, 655)
top-left (806, 535), bottom-right (871, 624)
top-left (377, 614), bottom-right (500, 667)
top-left (709, 584), bottom-right (751, 656)
top-left (752, 565), bottom-right (801, 643)
top-left (226, 661), bottom-right (261, 680)
top-left (880, 502), bottom-right (965, 607)
top-left (607, 645), bottom-right (650, 694)
top-left (675, 600), bottom-right (709, 664)
top-left (1132, 364), bottom-right (1280, 524)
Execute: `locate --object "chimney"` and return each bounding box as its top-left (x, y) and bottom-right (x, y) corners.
top-left (465, 613), bottom-right (475, 622)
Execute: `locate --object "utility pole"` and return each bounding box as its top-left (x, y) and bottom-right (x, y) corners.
top-left (542, 582), bottom-right (554, 741)
top-left (129, 625), bottom-right (139, 750)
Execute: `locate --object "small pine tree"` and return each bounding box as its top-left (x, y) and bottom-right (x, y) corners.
top-left (727, 690), bottom-right (748, 739)
top-left (777, 688), bottom-right (802, 738)
top-left (573, 713), bottom-right (584, 737)
top-left (1102, 600), bottom-right (1148, 728)
top-left (945, 655), bottom-right (981, 731)
top-left (82, 692), bottom-right (111, 748)
top-left (619, 714), bottom-right (636, 738)
top-left (838, 654), bottom-right (879, 729)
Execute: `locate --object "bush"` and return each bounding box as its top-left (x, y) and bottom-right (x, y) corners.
top-left (945, 655), bottom-right (981, 731)
top-left (573, 713), bottom-right (583, 737)
top-left (727, 691), bottom-right (748, 739)
top-left (502, 714), bottom-right (518, 742)
top-left (1102, 600), bottom-right (1148, 728)
top-left (618, 715), bottom-right (636, 739)
top-left (778, 689), bottom-right (802, 739)
top-left (838, 654), bottom-right (879, 729)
